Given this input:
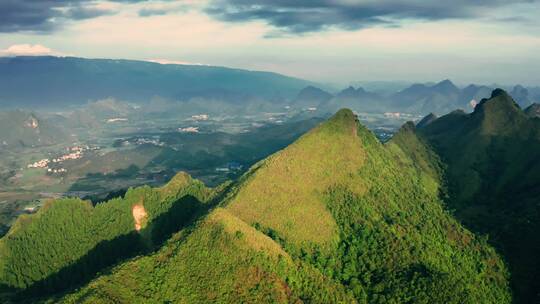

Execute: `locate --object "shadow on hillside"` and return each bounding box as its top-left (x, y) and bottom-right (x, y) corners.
top-left (0, 225), bottom-right (8, 238)
top-left (67, 165), bottom-right (147, 194)
top-left (9, 193), bottom-right (219, 302)
top-left (426, 131), bottom-right (540, 304)
top-left (0, 283), bottom-right (20, 304)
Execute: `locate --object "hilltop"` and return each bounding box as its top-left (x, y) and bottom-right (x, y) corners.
top-left (412, 89), bottom-right (540, 303)
top-left (0, 109), bottom-right (511, 303)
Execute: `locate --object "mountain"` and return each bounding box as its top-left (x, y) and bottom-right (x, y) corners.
top-left (0, 109), bottom-right (510, 303)
top-left (432, 79), bottom-right (461, 96)
top-left (391, 82), bottom-right (540, 116)
top-left (0, 56), bottom-right (313, 109)
top-left (291, 85), bottom-right (333, 109)
top-left (525, 103), bottom-right (540, 118)
top-left (415, 113), bottom-right (437, 128)
top-left (63, 98), bottom-right (138, 129)
top-left (459, 84), bottom-right (493, 109)
top-left (0, 110), bottom-right (68, 148)
top-left (413, 89), bottom-right (540, 303)
top-left (391, 80), bottom-right (462, 114)
top-left (511, 85), bottom-right (533, 108)
top-left (321, 86), bottom-right (384, 112)
top-left (530, 87), bottom-right (540, 103)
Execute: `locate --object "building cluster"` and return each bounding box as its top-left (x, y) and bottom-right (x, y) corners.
top-left (215, 162), bottom-right (243, 173)
top-left (178, 126), bottom-right (199, 133)
top-left (191, 114), bottom-right (209, 121)
top-left (27, 145), bottom-right (99, 173)
top-left (135, 137), bottom-right (165, 146)
top-left (107, 118), bottom-right (128, 123)
top-left (47, 168), bottom-right (67, 174)
top-left (384, 112), bottom-right (402, 118)
top-left (28, 159), bottom-right (49, 168)
top-left (52, 151), bottom-right (82, 163)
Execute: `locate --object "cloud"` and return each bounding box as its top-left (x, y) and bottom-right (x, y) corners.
top-left (138, 3), bottom-right (191, 17)
top-left (0, 0), bottom-right (143, 33)
top-left (139, 8), bottom-right (169, 17)
top-left (64, 6), bottom-right (117, 20)
top-left (0, 44), bottom-right (65, 56)
top-left (205, 0), bottom-right (537, 34)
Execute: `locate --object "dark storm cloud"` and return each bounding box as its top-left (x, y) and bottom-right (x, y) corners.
top-left (206, 0), bottom-right (536, 34)
top-left (65, 6), bottom-right (116, 20)
top-left (0, 0), bottom-right (146, 33)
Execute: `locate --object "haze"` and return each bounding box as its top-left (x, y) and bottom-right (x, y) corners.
top-left (1, 0), bottom-right (540, 86)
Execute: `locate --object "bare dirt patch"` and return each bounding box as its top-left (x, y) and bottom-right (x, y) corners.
top-left (132, 203), bottom-right (148, 231)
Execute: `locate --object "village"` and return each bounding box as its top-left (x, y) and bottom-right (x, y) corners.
top-left (26, 145), bottom-right (100, 174)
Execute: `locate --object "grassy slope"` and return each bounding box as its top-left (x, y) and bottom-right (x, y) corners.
top-left (59, 207), bottom-right (355, 304)
top-left (0, 172), bottom-right (215, 298)
top-left (226, 109), bottom-right (365, 247)
top-left (415, 90), bottom-right (540, 303)
top-left (1, 109), bottom-right (512, 303)
top-left (60, 109), bottom-right (510, 303)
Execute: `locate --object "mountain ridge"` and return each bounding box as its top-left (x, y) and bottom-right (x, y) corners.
top-left (414, 89), bottom-right (540, 303)
top-left (0, 56), bottom-right (315, 108)
top-left (0, 107), bottom-right (514, 303)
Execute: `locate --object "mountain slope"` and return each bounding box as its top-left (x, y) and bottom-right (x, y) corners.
top-left (414, 89), bottom-right (540, 303)
top-left (291, 85), bottom-right (333, 109)
top-left (0, 56), bottom-right (313, 108)
top-left (0, 109), bottom-right (512, 303)
top-left (391, 80), bottom-right (462, 114)
top-left (524, 103), bottom-right (540, 118)
top-left (0, 110), bottom-right (67, 148)
top-left (34, 109), bottom-right (512, 304)
top-left (0, 173), bottom-right (217, 298)
top-left (321, 86), bottom-right (384, 112)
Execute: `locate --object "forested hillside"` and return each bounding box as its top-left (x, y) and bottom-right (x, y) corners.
top-left (0, 173), bottom-right (222, 300)
top-left (409, 89), bottom-right (540, 304)
top-left (0, 109), bottom-right (512, 303)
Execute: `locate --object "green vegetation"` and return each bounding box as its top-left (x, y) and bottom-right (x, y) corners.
top-left (0, 108), bottom-right (513, 303)
top-left (411, 89), bottom-right (540, 303)
top-left (227, 110), bottom-right (365, 246)
top-left (0, 172), bottom-right (216, 299)
top-left (58, 207), bottom-right (356, 303)
top-left (226, 109), bottom-right (509, 303)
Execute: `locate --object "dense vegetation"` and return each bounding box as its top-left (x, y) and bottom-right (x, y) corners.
top-left (0, 172), bottom-right (218, 300)
top-left (411, 89), bottom-right (540, 303)
top-left (227, 109), bottom-right (509, 303)
top-left (0, 108), bottom-right (515, 303)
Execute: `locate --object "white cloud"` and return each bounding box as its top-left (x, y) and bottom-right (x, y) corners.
top-left (0, 44), bottom-right (66, 57)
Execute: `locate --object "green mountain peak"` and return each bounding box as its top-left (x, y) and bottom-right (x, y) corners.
top-left (226, 108), bottom-right (368, 246)
top-left (472, 89), bottom-right (526, 135)
top-left (0, 109), bottom-right (513, 304)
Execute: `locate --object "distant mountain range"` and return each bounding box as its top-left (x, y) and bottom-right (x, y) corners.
top-left (291, 79), bottom-right (540, 115)
top-left (0, 56), bottom-right (313, 109)
top-left (2, 56), bottom-right (539, 116)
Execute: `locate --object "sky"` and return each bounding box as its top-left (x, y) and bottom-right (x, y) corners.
top-left (1, 0), bottom-right (540, 86)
